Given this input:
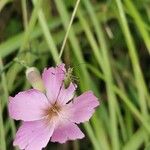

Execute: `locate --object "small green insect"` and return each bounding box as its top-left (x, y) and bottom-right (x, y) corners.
top-left (63, 68), bottom-right (79, 89)
top-left (54, 65), bottom-right (79, 89)
top-left (63, 67), bottom-right (75, 89)
top-left (54, 65), bottom-right (79, 103)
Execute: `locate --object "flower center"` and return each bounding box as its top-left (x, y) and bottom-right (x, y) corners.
top-left (45, 103), bottom-right (61, 120)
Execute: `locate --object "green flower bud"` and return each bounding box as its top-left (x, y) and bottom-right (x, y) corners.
top-left (26, 67), bottom-right (45, 92)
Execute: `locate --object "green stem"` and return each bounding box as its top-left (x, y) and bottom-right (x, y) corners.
top-left (115, 0), bottom-right (148, 118)
top-left (21, 0), bottom-right (28, 29)
top-left (0, 98), bottom-right (6, 150)
top-left (124, 0), bottom-right (150, 54)
top-left (59, 0), bottom-right (81, 59)
top-left (84, 123), bottom-right (100, 150)
top-left (32, 0), bottom-right (60, 64)
top-left (82, 0), bottom-right (120, 149)
top-left (0, 58), bottom-right (16, 142)
top-left (20, 0), bottom-right (43, 52)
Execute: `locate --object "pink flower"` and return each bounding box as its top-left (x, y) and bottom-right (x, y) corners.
top-left (8, 64), bottom-right (99, 150)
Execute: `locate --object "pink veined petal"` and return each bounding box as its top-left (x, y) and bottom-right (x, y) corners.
top-left (13, 119), bottom-right (55, 150)
top-left (51, 119), bottom-right (84, 143)
top-left (9, 89), bottom-right (50, 121)
top-left (57, 83), bottom-right (76, 105)
top-left (42, 64), bottom-right (66, 103)
top-left (66, 91), bottom-right (99, 124)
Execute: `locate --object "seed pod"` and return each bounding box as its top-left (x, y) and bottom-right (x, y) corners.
top-left (26, 67), bottom-right (45, 92)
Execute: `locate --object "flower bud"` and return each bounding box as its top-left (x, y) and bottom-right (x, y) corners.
top-left (26, 67), bottom-right (45, 92)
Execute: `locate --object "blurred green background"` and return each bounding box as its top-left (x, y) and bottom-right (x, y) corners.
top-left (0, 0), bottom-right (150, 150)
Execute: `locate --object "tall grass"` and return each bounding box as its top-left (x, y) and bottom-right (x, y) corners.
top-left (0, 0), bottom-right (149, 150)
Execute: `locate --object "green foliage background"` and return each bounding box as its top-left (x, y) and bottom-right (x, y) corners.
top-left (0, 0), bottom-right (150, 149)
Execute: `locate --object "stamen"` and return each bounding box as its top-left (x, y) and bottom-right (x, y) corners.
top-left (44, 103), bottom-right (61, 120)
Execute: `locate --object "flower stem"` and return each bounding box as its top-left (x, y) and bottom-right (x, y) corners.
top-left (58, 0), bottom-right (81, 60)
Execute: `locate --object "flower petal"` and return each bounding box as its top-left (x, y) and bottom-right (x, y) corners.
top-left (66, 91), bottom-right (99, 124)
top-left (42, 64), bottom-right (65, 103)
top-left (51, 120), bottom-right (84, 143)
top-left (13, 119), bottom-right (55, 150)
top-left (9, 89), bottom-right (50, 121)
top-left (57, 83), bottom-right (76, 105)
top-left (42, 64), bottom-right (76, 104)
